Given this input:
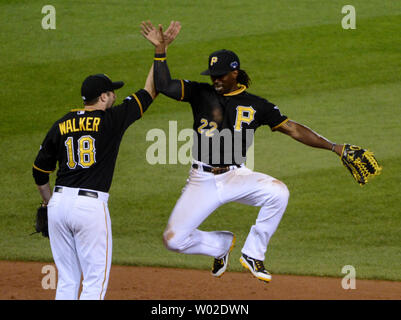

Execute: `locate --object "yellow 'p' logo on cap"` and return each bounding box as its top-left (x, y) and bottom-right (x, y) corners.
top-left (210, 57), bottom-right (218, 66)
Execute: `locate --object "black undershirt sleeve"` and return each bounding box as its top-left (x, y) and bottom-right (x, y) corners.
top-left (154, 53), bottom-right (184, 100)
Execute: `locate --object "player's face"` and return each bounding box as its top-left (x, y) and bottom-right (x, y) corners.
top-left (211, 71), bottom-right (238, 95)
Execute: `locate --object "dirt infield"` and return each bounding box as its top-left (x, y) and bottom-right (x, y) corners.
top-left (0, 261), bottom-right (400, 300)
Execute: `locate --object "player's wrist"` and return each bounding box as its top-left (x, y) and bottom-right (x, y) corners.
top-left (332, 143), bottom-right (343, 156)
top-left (154, 45), bottom-right (167, 55)
top-left (154, 52), bottom-right (167, 59)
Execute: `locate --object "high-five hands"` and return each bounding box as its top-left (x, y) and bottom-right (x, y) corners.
top-left (141, 20), bottom-right (181, 51)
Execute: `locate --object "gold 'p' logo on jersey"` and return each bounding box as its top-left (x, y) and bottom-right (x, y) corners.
top-left (234, 106), bottom-right (256, 131)
top-left (210, 57), bottom-right (218, 66)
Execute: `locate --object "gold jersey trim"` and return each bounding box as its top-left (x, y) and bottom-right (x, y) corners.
top-left (70, 108), bottom-right (96, 112)
top-left (224, 84), bottom-right (247, 96)
top-left (132, 93), bottom-right (143, 116)
top-left (180, 80), bottom-right (185, 101)
top-left (272, 118), bottom-right (289, 131)
top-left (33, 164), bottom-right (54, 174)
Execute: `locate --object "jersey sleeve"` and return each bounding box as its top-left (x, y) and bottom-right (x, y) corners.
top-left (153, 53), bottom-right (200, 102)
top-left (180, 79), bottom-right (201, 102)
top-left (155, 78), bottom-right (201, 102)
top-left (33, 122), bottom-right (59, 175)
top-left (110, 89), bottom-right (153, 132)
top-left (257, 99), bottom-right (288, 131)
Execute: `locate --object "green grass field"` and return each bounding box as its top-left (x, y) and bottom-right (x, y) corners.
top-left (1, 0), bottom-right (400, 281)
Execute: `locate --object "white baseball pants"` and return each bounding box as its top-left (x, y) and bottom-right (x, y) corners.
top-left (47, 186), bottom-right (112, 300)
top-left (163, 162), bottom-right (289, 261)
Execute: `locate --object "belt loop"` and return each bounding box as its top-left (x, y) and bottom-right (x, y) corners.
top-left (78, 190), bottom-right (98, 199)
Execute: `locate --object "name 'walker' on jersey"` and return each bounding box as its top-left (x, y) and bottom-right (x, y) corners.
top-left (33, 88), bottom-right (152, 192)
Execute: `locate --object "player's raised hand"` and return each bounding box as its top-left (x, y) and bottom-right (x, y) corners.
top-left (163, 21), bottom-right (181, 47)
top-left (141, 20), bottom-right (181, 50)
top-left (141, 21), bottom-right (165, 47)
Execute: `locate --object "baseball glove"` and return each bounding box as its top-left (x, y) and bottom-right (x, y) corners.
top-left (340, 144), bottom-right (382, 185)
top-left (32, 204), bottom-right (49, 238)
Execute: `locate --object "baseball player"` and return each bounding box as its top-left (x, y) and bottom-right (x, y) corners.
top-left (32, 22), bottom-right (182, 300)
top-left (141, 21), bottom-right (347, 282)
top-left (32, 67), bottom-right (158, 299)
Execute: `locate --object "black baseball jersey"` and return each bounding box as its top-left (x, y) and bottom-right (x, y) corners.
top-left (153, 57), bottom-right (288, 166)
top-left (180, 81), bottom-right (288, 165)
top-left (33, 89), bottom-right (152, 192)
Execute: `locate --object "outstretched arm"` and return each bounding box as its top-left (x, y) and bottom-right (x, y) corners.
top-left (276, 120), bottom-right (343, 155)
top-left (143, 63), bottom-right (157, 100)
top-left (277, 120), bottom-right (382, 185)
top-left (141, 21), bottom-right (184, 100)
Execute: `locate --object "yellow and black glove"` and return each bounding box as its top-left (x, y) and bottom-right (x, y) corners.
top-left (340, 144), bottom-right (382, 185)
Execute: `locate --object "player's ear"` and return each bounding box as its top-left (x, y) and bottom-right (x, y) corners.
top-left (231, 70), bottom-right (239, 80)
top-left (99, 92), bottom-right (108, 102)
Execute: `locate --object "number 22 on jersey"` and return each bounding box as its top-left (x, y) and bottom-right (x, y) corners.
top-left (64, 135), bottom-right (96, 169)
top-left (197, 118), bottom-right (218, 137)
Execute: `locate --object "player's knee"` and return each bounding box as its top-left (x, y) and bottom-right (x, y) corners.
top-left (163, 236), bottom-right (182, 252)
top-left (163, 229), bottom-right (181, 252)
top-left (269, 180), bottom-right (290, 207)
top-left (163, 228), bottom-right (191, 252)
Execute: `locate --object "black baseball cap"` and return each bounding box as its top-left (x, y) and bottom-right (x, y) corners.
top-left (81, 74), bottom-right (124, 101)
top-left (201, 49), bottom-right (240, 77)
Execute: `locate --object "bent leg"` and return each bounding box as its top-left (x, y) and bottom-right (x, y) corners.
top-left (221, 168), bottom-right (290, 261)
top-left (241, 179), bottom-right (289, 260)
top-left (163, 170), bottom-right (234, 258)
